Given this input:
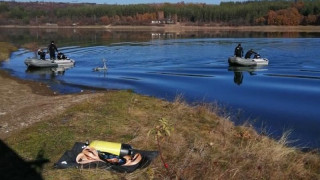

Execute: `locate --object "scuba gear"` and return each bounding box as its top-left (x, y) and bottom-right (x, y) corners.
top-left (254, 54), bottom-right (261, 58)
top-left (89, 140), bottom-right (133, 156)
top-left (76, 140), bottom-right (142, 167)
top-left (57, 52), bottom-right (67, 60)
top-left (55, 142), bottom-right (159, 173)
top-left (77, 140), bottom-right (137, 166)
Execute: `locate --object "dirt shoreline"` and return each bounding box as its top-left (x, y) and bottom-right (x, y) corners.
top-left (1, 24), bottom-right (320, 32)
top-left (0, 70), bottom-right (104, 139)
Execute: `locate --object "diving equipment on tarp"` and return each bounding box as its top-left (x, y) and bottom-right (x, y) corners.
top-left (54, 141), bottom-right (159, 173)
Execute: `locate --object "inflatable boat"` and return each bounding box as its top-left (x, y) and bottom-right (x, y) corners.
top-left (228, 56), bottom-right (269, 66)
top-left (24, 58), bottom-right (75, 68)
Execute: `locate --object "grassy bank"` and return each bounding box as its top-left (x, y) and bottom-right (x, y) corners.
top-left (4, 90), bottom-right (320, 179)
top-left (0, 42), bottom-right (18, 61)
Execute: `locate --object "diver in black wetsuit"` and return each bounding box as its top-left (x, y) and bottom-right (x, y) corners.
top-left (245, 49), bottom-right (257, 59)
top-left (47, 41), bottom-right (58, 60)
top-left (234, 43), bottom-right (243, 57)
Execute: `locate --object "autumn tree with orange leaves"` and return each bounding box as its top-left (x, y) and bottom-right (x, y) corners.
top-left (267, 7), bottom-right (303, 25)
top-left (265, 1), bottom-right (307, 26)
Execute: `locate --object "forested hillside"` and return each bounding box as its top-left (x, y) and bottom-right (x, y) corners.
top-left (0, 0), bottom-right (319, 26)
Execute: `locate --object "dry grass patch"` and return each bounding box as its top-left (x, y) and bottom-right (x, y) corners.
top-left (4, 90), bottom-right (320, 179)
top-left (0, 42), bottom-right (17, 61)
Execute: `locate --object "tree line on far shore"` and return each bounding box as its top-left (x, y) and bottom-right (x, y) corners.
top-left (0, 0), bottom-right (319, 26)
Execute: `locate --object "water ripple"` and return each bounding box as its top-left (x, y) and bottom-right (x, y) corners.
top-left (147, 71), bottom-right (214, 78)
top-left (265, 73), bottom-right (320, 80)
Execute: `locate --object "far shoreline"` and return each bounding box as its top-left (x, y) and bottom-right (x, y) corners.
top-left (1, 24), bottom-right (320, 32)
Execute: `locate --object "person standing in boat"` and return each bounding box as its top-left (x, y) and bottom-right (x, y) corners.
top-left (234, 43), bottom-right (243, 57)
top-left (245, 49), bottom-right (257, 59)
top-left (47, 41), bottom-right (59, 60)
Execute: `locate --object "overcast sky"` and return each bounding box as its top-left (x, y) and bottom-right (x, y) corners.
top-left (4, 0), bottom-right (246, 5)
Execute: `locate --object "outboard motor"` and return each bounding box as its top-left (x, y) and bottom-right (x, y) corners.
top-left (254, 53), bottom-right (261, 59)
top-left (57, 52), bottom-right (66, 60)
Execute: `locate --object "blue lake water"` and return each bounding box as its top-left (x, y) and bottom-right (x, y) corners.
top-left (1, 29), bottom-right (320, 149)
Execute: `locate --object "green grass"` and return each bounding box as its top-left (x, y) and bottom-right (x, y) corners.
top-left (4, 89), bottom-right (320, 179)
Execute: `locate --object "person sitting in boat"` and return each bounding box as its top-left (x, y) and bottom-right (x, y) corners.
top-left (245, 49), bottom-right (258, 59)
top-left (57, 52), bottom-right (66, 60)
top-left (47, 41), bottom-right (59, 60)
top-left (234, 43), bottom-right (243, 57)
top-left (37, 48), bottom-right (46, 60)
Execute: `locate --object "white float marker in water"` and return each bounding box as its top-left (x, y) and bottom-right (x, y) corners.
top-left (93, 58), bottom-right (108, 71)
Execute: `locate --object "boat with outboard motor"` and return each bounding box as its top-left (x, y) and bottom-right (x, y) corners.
top-left (228, 55), bottom-right (269, 66)
top-left (25, 50), bottom-right (75, 68)
top-left (24, 58), bottom-right (75, 68)
top-left (26, 62), bottom-right (74, 75)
